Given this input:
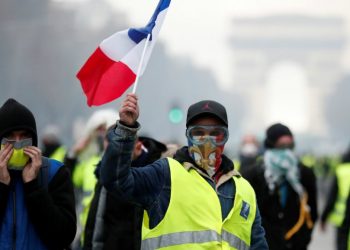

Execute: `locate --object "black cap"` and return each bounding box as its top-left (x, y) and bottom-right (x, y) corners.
top-left (264, 123), bottom-right (293, 149)
top-left (186, 100), bottom-right (228, 127)
top-left (0, 98), bottom-right (37, 146)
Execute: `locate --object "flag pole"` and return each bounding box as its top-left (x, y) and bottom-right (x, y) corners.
top-left (132, 33), bottom-right (151, 94)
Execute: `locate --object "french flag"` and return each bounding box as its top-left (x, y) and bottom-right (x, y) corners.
top-left (77, 0), bottom-right (171, 106)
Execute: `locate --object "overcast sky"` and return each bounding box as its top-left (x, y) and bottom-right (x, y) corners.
top-left (104, 0), bottom-right (350, 90)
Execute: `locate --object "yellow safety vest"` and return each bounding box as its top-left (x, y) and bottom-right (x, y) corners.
top-left (142, 158), bottom-right (256, 250)
top-left (328, 163), bottom-right (350, 226)
top-left (75, 154), bottom-right (101, 244)
top-left (49, 146), bottom-right (66, 162)
top-left (301, 154), bottom-right (316, 169)
top-left (72, 154), bottom-right (100, 190)
top-left (233, 159), bottom-right (241, 172)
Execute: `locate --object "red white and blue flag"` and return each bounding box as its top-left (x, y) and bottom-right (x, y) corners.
top-left (77, 0), bottom-right (171, 106)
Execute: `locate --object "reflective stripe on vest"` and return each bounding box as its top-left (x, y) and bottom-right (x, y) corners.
top-left (142, 229), bottom-right (250, 250)
top-left (329, 163), bottom-right (350, 226)
top-left (222, 230), bottom-right (250, 250)
top-left (142, 157), bottom-right (256, 250)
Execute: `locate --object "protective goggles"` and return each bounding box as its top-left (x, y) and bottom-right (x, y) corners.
top-left (186, 125), bottom-right (229, 146)
top-left (1, 138), bottom-right (32, 149)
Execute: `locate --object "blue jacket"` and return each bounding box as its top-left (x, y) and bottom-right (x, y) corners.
top-left (0, 158), bottom-right (77, 250)
top-left (101, 122), bottom-right (269, 250)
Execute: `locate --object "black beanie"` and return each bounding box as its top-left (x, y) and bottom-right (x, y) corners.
top-left (0, 98), bottom-right (37, 146)
top-left (264, 123), bottom-right (293, 149)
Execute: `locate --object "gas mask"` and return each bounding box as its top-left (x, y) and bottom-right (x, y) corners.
top-left (1, 138), bottom-right (32, 170)
top-left (186, 125), bottom-right (228, 177)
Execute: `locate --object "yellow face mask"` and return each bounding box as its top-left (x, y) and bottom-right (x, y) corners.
top-left (1, 138), bottom-right (32, 170)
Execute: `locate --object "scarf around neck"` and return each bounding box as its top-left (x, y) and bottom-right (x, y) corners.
top-left (263, 149), bottom-right (303, 197)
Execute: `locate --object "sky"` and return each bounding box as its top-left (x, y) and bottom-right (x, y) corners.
top-left (104, 0), bottom-right (350, 90)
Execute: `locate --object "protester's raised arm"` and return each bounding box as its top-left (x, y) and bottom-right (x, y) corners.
top-left (100, 92), bottom-right (140, 193)
top-left (100, 94), bottom-right (167, 208)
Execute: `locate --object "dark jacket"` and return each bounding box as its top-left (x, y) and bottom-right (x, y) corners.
top-left (320, 175), bottom-right (338, 224)
top-left (241, 160), bottom-right (318, 250)
top-left (99, 121), bottom-right (269, 250)
top-left (83, 139), bottom-right (166, 250)
top-left (83, 178), bottom-right (144, 250)
top-left (0, 158), bottom-right (76, 250)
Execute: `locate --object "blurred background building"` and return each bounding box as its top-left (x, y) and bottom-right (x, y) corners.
top-left (230, 15), bottom-right (348, 154)
top-left (0, 0), bottom-right (349, 156)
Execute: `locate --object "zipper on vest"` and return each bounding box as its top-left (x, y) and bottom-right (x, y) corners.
top-left (12, 187), bottom-right (16, 250)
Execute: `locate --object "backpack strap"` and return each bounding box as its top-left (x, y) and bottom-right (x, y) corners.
top-left (38, 157), bottom-right (64, 189)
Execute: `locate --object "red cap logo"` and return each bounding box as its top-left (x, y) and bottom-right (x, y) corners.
top-left (202, 102), bottom-right (212, 110)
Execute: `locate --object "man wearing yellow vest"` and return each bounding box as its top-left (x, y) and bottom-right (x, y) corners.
top-left (321, 146), bottom-right (350, 250)
top-left (100, 93), bottom-right (268, 250)
top-left (41, 125), bottom-right (66, 162)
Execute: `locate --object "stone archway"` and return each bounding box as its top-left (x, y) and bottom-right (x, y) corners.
top-left (230, 15), bottom-right (346, 137)
top-left (264, 61), bottom-right (309, 133)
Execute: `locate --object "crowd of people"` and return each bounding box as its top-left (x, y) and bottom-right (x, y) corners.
top-left (0, 96), bottom-right (350, 250)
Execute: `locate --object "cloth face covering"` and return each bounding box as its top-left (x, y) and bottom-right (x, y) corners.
top-left (1, 138), bottom-right (32, 170)
top-left (264, 148), bottom-right (303, 197)
top-left (186, 126), bottom-right (228, 177)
